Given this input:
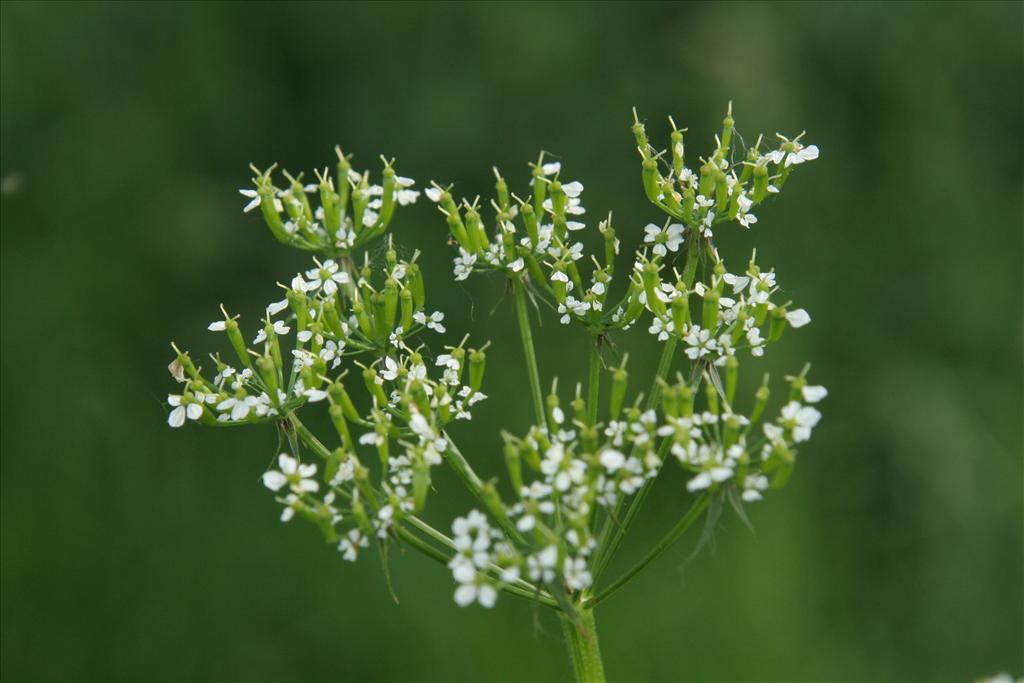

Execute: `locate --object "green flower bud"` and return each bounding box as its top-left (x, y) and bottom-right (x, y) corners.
top-left (703, 374), bottom-right (719, 415)
top-left (532, 164), bottom-right (547, 220)
top-left (493, 167), bottom-right (509, 211)
top-left (469, 348), bottom-right (486, 391)
top-left (446, 209), bottom-right (472, 252)
top-left (413, 458), bottom-right (430, 512)
top-left (371, 291), bottom-right (389, 343)
top-left (671, 294), bottom-right (690, 333)
top-left (399, 288), bottom-right (414, 331)
top-left (642, 261), bottom-right (666, 316)
top-left (503, 439), bottom-right (523, 493)
top-left (383, 278), bottom-right (399, 331)
top-left (642, 157), bottom-right (662, 204)
top-left (609, 364), bottom-right (628, 419)
top-left (224, 318), bottom-right (253, 370)
top-left (322, 298), bottom-right (345, 338)
top-left (670, 129), bottom-right (685, 178)
top-left (521, 202), bottom-right (539, 247)
top-left (724, 355), bottom-right (739, 406)
top-left (679, 382), bottom-right (695, 417)
top-left (661, 382), bottom-right (679, 419)
top-left (378, 163), bottom-right (397, 229)
top-left (257, 355), bottom-right (279, 406)
top-left (698, 160), bottom-right (717, 196)
top-left (752, 163), bottom-right (769, 203)
top-left (769, 306), bottom-right (787, 342)
top-left (351, 492), bottom-right (375, 538)
top-left (750, 379), bottom-right (770, 426)
top-left (362, 366), bottom-right (387, 407)
top-left (714, 169), bottom-right (729, 213)
top-left (464, 207), bottom-right (487, 253)
top-left (329, 404), bottom-right (353, 449)
top-left (721, 103), bottom-right (735, 155)
top-left (702, 289), bottom-right (720, 331)
top-left (407, 262), bottom-right (425, 309)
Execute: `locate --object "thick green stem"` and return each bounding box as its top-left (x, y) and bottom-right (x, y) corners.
top-left (587, 338), bottom-right (601, 425)
top-left (561, 609), bottom-right (606, 682)
top-left (514, 278), bottom-right (546, 427)
top-left (589, 492), bottom-right (710, 608)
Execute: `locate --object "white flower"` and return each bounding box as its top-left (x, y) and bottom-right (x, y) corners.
top-left (802, 385), bottom-right (828, 403)
top-left (742, 474), bottom-right (769, 502)
top-left (643, 223), bottom-right (685, 257)
top-left (540, 161), bottom-right (561, 176)
top-left (380, 357), bottom-right (400, 382)
top-left (167, 394), bottom-right (203, 427)
top-left (412, 310), bottom-right (446, 333)
top-left (238, 188), bottom-right (282, 214)
top-left (338, 528), bottom-right (369, 562)
top-left (262, 453), bottom-right (319, 494)
top-left (648, 316), bottom-right (673, 341)
top-left (508, 257), bottom-right (525, 273)
top-left (686, 471), bottom-right (713, 492)
top-left (216, 395), bottom-right (261, 421)
top-left (425, 186), bottom-right (443, 202)
top-left (599, 449), bottom-right (626, 473)
top-left (454, 582), bottom-right (498, 608)
top-left (683, 326), bottom-right (718, 360)
top-left (780, 401), bottom-right (822, 442)
top-left (786, 308), bottom-right (811, 328)
top-left (207, 320), bottom-right (227, 332)
top-left (253, 320), bottom-right (290, 344)
top-left (785, 143), bottom-right (819, 167)
top-left (563, 556), bottom-right (592, 591)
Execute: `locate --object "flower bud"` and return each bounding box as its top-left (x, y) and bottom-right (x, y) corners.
top-left (702, 289), bottom-right (720, 331)
top-left (750, 378), bottom-right (770, 425)
top-left (670, 129), bottom-right (685, 178)
top-left (464, 207), bottom-right (488, 253)
top-left (703, 373), bottom-right (719, 415)
top-left (520, 202), bottom-right (539, 247)
top-left (721, 104), bottom-right (735, 155)
top-left (532, 165), bottom-right (547, 219)
top-left (406, 262), bottom-right (425, 309)
top-left (641, 157), bottom-right (662, 204)
top-left (362, 366), bottom-right (387, 406)
top-left (503, 440), bottom-right (523, 493)
top-left (671, 294), bottom-right (690, 333)
top-left (769, 306), bottom-right (787, 342)
top-left (413, 458), bottom-right (431, 512)
top-left (329, 404), bottom-right (353, 449)
top-left (445, 209), bottom-right (472, 251)
top-left (224, 318), bottom-right (253, 370)
top-left (641, 262), bottom-right (666, 316)
top-left (257, 355), bottom-right (280, 406)
top-left (724, 355), bottom-right (739, 406)
top-left (371, 291), bottom-right (389, 343)
top-left (661, 382), bottom-right (679, 418)
top-left (383, 278), bottom-right (399, 331)
top-left (714, 169), bottom-right (729, 213)
top-left (351, 491), bottom-right (375, 538)
top-left (609, 364), bottom-right (628, 420)
top-left (469, 348), bottom-right (486, 391)
top-left (752, 163), bottom-right (769, 203)
top-left (329, 381), bottom-right (361, 422)
top-left (494, 168), bottom-right (510, 211)
top-left (322, 298), bottom-right (345, 338)
top-left (378, 164), bottom-right (397, 229)
top-left (399, 288), bottom-right (414, 331)
top-left (679, 382), bottom-right (695, 417)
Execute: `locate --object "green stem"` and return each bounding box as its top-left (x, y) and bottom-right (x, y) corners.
top-left (514, 278), bottom-right (546, 426)
top-left (587, 338), bottom-right (601, 425)
top-left (561, 609), bottom-right (606, 682)
top-left (443, 439), bottom-right (526, 544)
top-left (590, 337), bottom-right (677, 580)
top-left (589, 492), bottom-right (710, 608)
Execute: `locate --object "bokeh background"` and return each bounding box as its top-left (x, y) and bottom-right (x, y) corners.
top-left (2, 2), bottom-right (1022, 681)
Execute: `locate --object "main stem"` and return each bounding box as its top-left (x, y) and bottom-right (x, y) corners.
top-left (514, 278), bottom-right (547, 426)
top-left (562, 608), bottom-right (606, 683)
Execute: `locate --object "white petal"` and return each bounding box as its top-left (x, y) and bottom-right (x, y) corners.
top-left (786, 308), bottom-right (811, 328)
top-left (167, 406), bottom-right (186, 428)
top-left (454, 584), bottom-right (477, 607)
top-left (262, 471), bottom-right (287, 492)
top-left (802, 385), bottom-right (828, 403)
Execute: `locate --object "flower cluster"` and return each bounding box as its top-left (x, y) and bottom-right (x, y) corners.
top-left (241, 149), bottom-right (419, 255)
top-left (166, 105), bottom-right (827, 634)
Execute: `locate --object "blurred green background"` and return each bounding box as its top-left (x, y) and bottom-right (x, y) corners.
top-left (2, 2), bottom-right (1022, 681)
